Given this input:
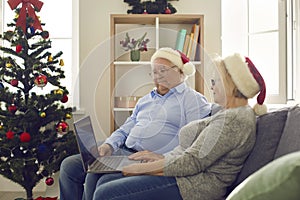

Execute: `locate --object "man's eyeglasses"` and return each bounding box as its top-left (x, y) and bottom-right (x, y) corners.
top-left (149, 65), bottom-right (178, 77)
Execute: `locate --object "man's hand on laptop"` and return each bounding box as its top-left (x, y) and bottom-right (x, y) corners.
top-left (98, 143), bottom-right (113, 156)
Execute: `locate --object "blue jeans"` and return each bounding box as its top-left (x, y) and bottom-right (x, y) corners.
top-left (59, 154), bottom-right (86, 200)
top-left (92, 173), bottom-right (182, 200)
top-left (59, 147), bottom-right (135, 200)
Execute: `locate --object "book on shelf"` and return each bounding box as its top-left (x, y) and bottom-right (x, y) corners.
top-left (182, 34), bottom-right (191, 55)
top-left (175, 29), bottom-right (187, 52)
top-left (186, 32), bottom-right (194, 59)
top-left (190, 24), bottom-right (200, 61)
top-left (194, 25), bottom-right (202, 61)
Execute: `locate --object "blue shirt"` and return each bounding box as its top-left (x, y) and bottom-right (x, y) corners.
top-left (105, 82), bottom-right (211, 154)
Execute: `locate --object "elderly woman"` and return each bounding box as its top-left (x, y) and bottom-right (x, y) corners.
top-left (91, 53), bottom-right (267, 200)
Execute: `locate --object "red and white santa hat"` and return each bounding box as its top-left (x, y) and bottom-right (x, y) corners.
top-left (151, 47), bottom-right (195, 77)
top-left (223, 53), bottom-right (267, 115)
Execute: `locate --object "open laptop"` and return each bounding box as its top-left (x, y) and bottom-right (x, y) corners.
top-left (73, 115), bottom-right (140, 173)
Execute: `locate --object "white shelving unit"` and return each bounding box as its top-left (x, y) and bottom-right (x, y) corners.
top-left (110, 14), bottom-right (204, 132)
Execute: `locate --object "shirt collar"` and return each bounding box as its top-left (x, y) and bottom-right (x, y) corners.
top-left (150, 82), bottom-right (187, 98)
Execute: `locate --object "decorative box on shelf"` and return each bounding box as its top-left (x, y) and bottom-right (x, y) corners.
top-left (114, 96), bottom-right (141, 108)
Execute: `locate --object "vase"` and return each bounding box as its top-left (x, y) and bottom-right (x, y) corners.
top-left (130, 50), bottom-right (140, 61)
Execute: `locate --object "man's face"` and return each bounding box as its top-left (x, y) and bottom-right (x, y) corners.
top-left (151, 58), bottom-right (182, 92)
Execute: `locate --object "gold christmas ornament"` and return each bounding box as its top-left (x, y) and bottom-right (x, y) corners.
top-left (48, 55), bottom-right (53, 62)
top-left (65, 113), bottom-right (72, 119)
top-left (54, 89), bottom-right (64, 95)
top-left (39, 112), bottom-right (46, 118)
top-left (6, 62), bottom-right (12, 68)
top-left (59, 59), bottom-right (64, 66)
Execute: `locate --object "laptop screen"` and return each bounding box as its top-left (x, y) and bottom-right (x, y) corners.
top-left (73, 116), bottom-right (99, 171)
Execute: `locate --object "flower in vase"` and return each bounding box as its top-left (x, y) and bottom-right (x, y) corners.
top-left (120, 32), bottom-right (150, 52)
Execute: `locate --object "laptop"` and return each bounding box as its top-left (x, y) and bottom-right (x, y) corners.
top-left (73, 115), bottom-right (140, 173)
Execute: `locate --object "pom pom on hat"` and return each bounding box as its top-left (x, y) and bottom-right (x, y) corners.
top-left (151, 47), bottom-right (195, 77)
top-left (177, 50), bottom-right (196, 76)
top-left (223, 53), bottom-right (267, 116)
top-left (253, 103), bottom-right (267, 116)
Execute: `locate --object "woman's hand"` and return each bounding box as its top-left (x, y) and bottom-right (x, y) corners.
top-left (122, 163), bottom-right (147, 176)
top-left (122, 159), bottom-right (165, 176)
top-left (128, 150), bottom-right (164, 162)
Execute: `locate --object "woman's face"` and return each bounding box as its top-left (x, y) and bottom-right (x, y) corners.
top-left (211, 72), bottom-right (226, 106)
top-left (151, 58), bottom-right (183, 93)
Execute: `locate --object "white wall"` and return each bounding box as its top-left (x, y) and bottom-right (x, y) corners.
top-left (79, 0), bottom-right (221, 142)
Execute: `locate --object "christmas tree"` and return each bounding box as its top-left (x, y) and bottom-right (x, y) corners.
top-left (124, 0), bottom-right (178, 14)
top-left (0, 1), bottom-right (78, 199)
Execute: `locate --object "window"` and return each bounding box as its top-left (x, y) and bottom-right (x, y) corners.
top-left (0, 0), bottom-right (79, 108)
top-left (222, 0), bottom-right (293, 104)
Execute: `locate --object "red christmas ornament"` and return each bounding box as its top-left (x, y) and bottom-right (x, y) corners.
top-left (8, 104), bottom-right (17, 114)
top-left (165, 7), bottom-right (171, 14)
top-left (10, 79), bottom-right (18, 87)
top-left (60, 95), bottom-right (68, 103)
top-left (56, 121), bottom-right (69, 135)
top-left (16, 44), bottom-right (22, 53)
top-left (34, 75), bottom-right (48, 87)
top-left (6, 130), bottom-right (15, 140)
top-left (45, 177), bottom-right (54, 186)
top-left (20, 132), bottom-right (31, 143)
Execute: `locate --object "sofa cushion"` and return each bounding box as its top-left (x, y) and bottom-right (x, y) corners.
top-left (226, 151), bottom-right (300, 200)
top-left (274, 105), bottom-right (300, 159)
top-left (228, 107), bottom-right (289, 191)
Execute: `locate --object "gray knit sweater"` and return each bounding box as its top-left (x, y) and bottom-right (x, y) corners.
top-left (164, 106), bottom-right (256, 200)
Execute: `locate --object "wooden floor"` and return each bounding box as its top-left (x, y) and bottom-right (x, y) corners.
top-left (0, 192), bottom-right (45, 200)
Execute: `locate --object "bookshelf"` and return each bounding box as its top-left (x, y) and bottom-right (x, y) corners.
top-left (110, 14), bottom-right (204, 132)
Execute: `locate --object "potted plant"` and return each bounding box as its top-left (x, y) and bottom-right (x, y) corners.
top-left (120, 32), bottom-right (149, 61)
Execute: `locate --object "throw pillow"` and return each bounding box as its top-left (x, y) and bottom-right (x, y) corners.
top-left (226, 151), bottom-right (300, 200)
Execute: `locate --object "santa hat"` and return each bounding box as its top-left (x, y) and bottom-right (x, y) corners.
top-left (223, 53), bottom-right (267, 115)
top-left (151, 47), bottom-right (195, 77)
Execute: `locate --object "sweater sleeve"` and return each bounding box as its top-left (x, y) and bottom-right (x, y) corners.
top-left (164, 109), bottom-right (255, 177)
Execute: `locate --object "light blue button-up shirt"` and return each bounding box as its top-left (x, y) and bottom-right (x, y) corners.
top-left (105, 82), bottom-right (211, 154)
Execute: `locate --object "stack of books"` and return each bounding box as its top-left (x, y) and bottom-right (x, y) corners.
top-left (175, 24), bottom-right (201, 61)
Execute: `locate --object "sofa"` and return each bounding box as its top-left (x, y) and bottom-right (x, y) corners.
top-left (224, 104), bottom-right (300, 199)
top-left (51, 105), bottom-right (300, 199)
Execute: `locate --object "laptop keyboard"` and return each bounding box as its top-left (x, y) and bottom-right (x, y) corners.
top-left (99, 156), bottom-right (123, 168)
top-left (88, 156), bottom-right (125, 172)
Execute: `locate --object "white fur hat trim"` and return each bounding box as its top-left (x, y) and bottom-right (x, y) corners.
top-left (151, 47), bottom-right (195, 77)
top-left (223, 53), bottom-right (260, 98)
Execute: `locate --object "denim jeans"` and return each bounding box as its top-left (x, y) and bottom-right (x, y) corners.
top-left (93, 173), bottom-right (183, 200)
top-left (59, 154), bottom-right (86, 200)
top-left (59, 147), bottom-right (135, 200)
